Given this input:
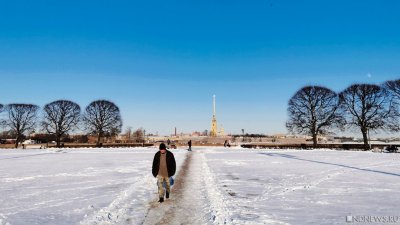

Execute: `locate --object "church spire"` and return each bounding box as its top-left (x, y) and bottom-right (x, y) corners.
top-left (210, 95), bottom-right (218, 137)
top-left (213, 94), bottom-right (216, 116)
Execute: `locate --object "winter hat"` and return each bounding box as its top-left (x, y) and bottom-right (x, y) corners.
top-left (159, 143), bottom-right (166, 150)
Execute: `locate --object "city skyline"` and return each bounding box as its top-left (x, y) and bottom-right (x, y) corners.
top-left (1, 1), bottom-right (400, 136)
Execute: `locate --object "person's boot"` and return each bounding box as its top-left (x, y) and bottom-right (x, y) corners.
top-left (166, 192), bottom-right (169, 199)
top-left (159, 197), bottom-right (164, 203)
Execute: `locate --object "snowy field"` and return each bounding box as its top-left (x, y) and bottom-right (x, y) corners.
top-left (0, 148), bottom-right (187, 225)
top-left (205, 148), bottom-right (400, 224)
top-left (1, 147), bottom-right (400, 225)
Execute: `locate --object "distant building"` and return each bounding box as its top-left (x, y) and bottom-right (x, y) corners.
top-left (218, 125), bottom-right (225, 136)
top-left (192, 131), bottom-right (201, 136)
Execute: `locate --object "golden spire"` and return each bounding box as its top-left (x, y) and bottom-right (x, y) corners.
top-left (210, 95), bottom-right (218, 137)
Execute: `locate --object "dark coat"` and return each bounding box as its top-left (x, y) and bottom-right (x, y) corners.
top-left (152, 150), bottom-right (176, 178)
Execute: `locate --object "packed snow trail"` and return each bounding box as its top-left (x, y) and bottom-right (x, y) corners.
top-left (141, 149), bottom-right (232, 225)
top-left (75, 149), bottom-right (188, 225)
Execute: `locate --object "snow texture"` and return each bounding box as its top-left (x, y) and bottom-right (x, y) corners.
top-left (1, 147), bottom-right (399, 225)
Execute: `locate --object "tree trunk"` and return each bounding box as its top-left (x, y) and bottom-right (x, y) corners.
top-left (361, 128), bottom-right (370, 150)
top-left (15, 135), bottom-right (19, 148)
top-left (312, 134), bottom-right (318, 148)
top-left (56, 135), bottom-right (61, 148)
top-left (97, 133), bottom-right (101, 147)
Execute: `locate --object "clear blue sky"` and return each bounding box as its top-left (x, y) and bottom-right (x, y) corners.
top-left (1, 0), bottom-right (400, 136)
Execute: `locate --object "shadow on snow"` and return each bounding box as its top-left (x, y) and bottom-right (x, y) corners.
top-left (259, 152), bottom-right (400, 178)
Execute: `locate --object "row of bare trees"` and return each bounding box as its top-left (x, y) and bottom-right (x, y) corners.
top-left (0, 100), bottom-right (122, 148)
top-left (286, 79), bottom-right (400, 150)
top-left (123, 127), bottom-right (147, 143)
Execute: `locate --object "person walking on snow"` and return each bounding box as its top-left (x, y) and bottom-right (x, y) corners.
top-left (152, 143), bottom-right (176, 203)
top-left (188, 140), bottom-right (192, 151)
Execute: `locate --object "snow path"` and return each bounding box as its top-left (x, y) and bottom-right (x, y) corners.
top-left (141, 149), bottom-right (232, 225)
top-left (75, 149), bottom-right (187, 225)
top-left (78, 174), bottom-right (155, 225)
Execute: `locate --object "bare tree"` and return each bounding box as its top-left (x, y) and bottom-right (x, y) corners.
top-left (384, 79), bottom-right (400, 109)
top-left (384, 79), bottom-right (400, 101)
top-left (42, 100), bottom-right (81, 147)
top-left (124, 126), bottom-right (132, 142)
top-left (384, 79), bottom-right (400, 131)
top-left (133, 127), bottom-right (144, 142)
top-left (6, 104), bottom-right (39, 148)
top-left (339, 84), bottom-right (398, 150)
top-left (82, 100), bottom-right (122, 146)
top-left (0, 104), bottom-right (4, 127)
top-left (286, 86), bottom-right (343, 147)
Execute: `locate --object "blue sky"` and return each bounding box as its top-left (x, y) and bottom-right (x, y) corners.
top-left (1, 0), bottom-right (400, 136)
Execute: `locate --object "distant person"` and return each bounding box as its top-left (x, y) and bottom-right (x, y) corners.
top-left (167, 139), bottom-right (171, 146)
top-left (152, 143), bottom-right (176, 203)
top-left (188, 140), bottom-right (192, 151)
top-left (224, 140), bottom-right (228, 147)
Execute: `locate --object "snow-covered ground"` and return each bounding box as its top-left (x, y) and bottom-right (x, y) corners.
top-left (1, 147), bottom-right (400, 225)
top-left (0, 148), bottom-right (187, 225)
top-left (205, 148), bottom-right (400, 224)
